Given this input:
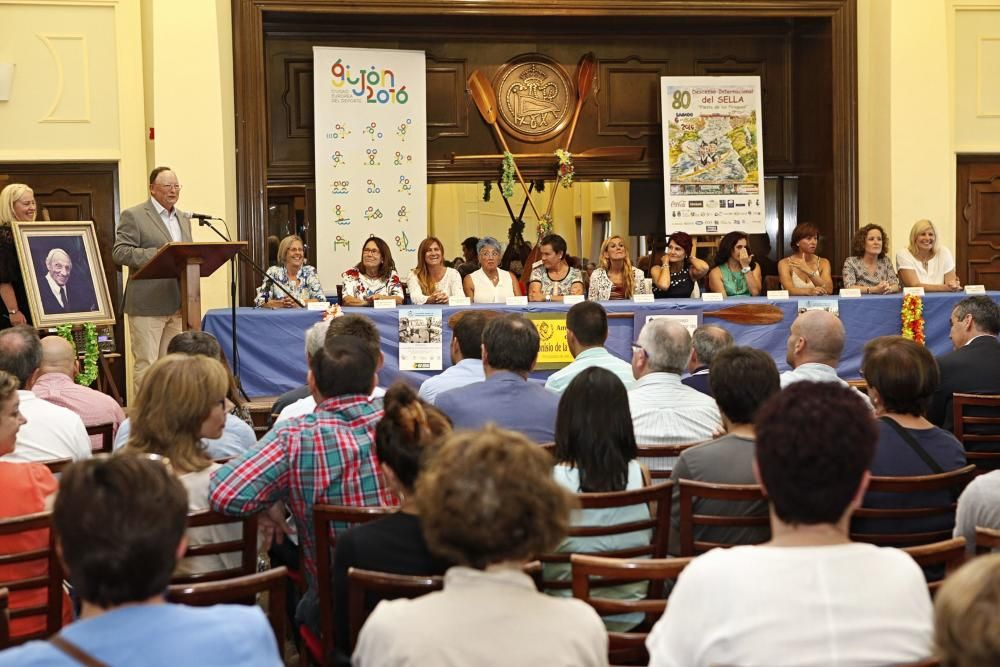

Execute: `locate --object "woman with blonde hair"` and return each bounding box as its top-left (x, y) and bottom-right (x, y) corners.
top-left (254, 234), bottom-right (325, 308)
top-left (406, 237), bottom-right (464, 304)
top-left (0, 184), bottom-right (38, 328)
top-left (897, 219), bottom-right (962, 292)
top-left (588, 234), bottom-right (650, 301)
top-left (121, 353), bottom-right (241, 576)
top-left (934, 554), bottom-right (1000, 667)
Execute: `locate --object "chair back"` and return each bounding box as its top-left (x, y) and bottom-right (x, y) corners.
top-left (975, 526), bottom-right (1000, 554)
top-left (637, 443), bottom-right (701, 479)
top-left (312, 504), bottom-right (396, 665)
top-left (167, 566), bottom-right (287, 654)
top-left (0, 588), bottom-right (8, 648)
top-left (0, 512), bottom-right (65, 647)
top-left (41, 459), bottom-right (72, 476)
top-left (347, 567), bottom-right (443, 648)
top-left (539, 481), bottom-right (673, 593)
top-left (850, 465), bottom-right (977, 547)
top-left (677, 479), bottom-right (770, 556)
top-left (901, 537), bottom-right (967, 595)
top-left (171, 510), bottom-right (259, 585)
top-left (570, 553), bottom-right (693, 665)
top-left (85, 422), bottom-right (115, 454)
top-left (952, 393), bottom-right (1000, 473)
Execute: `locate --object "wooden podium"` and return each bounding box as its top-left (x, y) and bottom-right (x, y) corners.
top-left (130, 241), bottom-right (245, 331)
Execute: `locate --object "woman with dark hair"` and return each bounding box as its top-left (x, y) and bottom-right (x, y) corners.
top-left (405, 237), bottom-right (464, 304)
top-left (528, 233), bottom-right (584, 302)
top-left (707, 231), bottom-right (762, 296)
top-left (842, 224), bottom-right (901, 294)
top-left (651, 231), bottom-right (709, 298)
top-left (777, 223), bottom-right (833, 296)
top-left (340, 236), bottom-right (405, 306)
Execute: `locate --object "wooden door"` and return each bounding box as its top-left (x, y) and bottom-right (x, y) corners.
top-left (957, 156), bottom-right (1000, 289)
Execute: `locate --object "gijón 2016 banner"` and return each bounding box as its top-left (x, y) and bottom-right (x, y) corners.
top-left (660, 76), bottom-right (765, 236)
top-left (313, 47), bottom-right (427, 282)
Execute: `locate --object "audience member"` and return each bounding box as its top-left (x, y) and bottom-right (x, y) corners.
top-left (954, 469), bottom-right (1000, 555)
top-left (353, 426), bottom-right (607, 666)
top-left (210, 335), bottom-right (397, 635)
top-left (897, 218), bottom-right (962, 292)
top-left (588, 235), bottom-right (649, 301)
top-left (0, 455), bottom-right (283, 666)
top-left (651, 232), bottom-right (708, 298)
top-left (781, 309), bottom-right (871, 405)
top-left (406, 237), bottom-right (464, 304)
top-left (269, 319), bottom-right (330, 423)
top-left (254, 234), bottom-right (325, 308)
top-left (331, 384), bottom-right (452, 657)
top-left (545, 302), bottom-right (634, 393)
top-left (929, 295), bottom-right (1000, 431)
top-left (777, 223), bottom-right (834, 296)
top-left (456, 236), bottom-right (480, 278)
top-left (417, 311), bottom-right (490, 404)
top-left (636, 235), bottom-right (666, 278)
top-left (857, 336), bottom-right (967, 537)
top-left (842, 223), bottom-right (901, 294)
top-left (933, 554), bottom-right (1000, 667)
top-left (0, 327), bottom-right (90, 462)
top-left (706, 231), bottom-right (762, 296)
top-left (0, 370), bottom-right (72, 641)
top-left (463, 237), bottom-right (522, 303)
top-left (436, 314), bottom-right (559, 443)
top-left (527, 234), bottom-right (584, 302)
top-left (340, 237), bottom-right (405, 306)
top-left (647, 382), bottom-right (934, 666)
top-left (668, 347), bottom-right (778, 555)
top-left (681, 325), bottom-right (733, 397)
top-left (32, 335), bottom-right (125, 450)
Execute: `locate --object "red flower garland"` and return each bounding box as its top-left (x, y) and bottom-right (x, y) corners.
top-left (901, 294), bottom-right (925, 345)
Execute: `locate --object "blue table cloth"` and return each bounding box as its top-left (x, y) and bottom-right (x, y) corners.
top-left (202, 293), bottom-right (994, 398)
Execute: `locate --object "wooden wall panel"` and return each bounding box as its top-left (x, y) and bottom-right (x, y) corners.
top-left (957, 156), bottom-right (1000, 289)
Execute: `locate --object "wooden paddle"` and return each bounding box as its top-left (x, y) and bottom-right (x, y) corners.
top-left (542, 53), bottom-right (596, 223)
top-left (468, 70), bottom-right (543, 221)
top-left (702, 303), bottom-right (785, 325)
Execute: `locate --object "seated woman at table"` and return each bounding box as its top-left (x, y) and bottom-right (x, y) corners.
top-left (254, 234), bottom-right (325, 309)
top-left (406, 237), bottom-right (464, 305)
top-left (462, 236), bottom-right (522, 303)
top-left (528, 234), bottom-right (585, 302)
top-left (842, 223), bottom-right (901, 295)
top-left (341, 236), bottom-right (405, 306)
top-left (588, 235), bottom-right (649, 301)
top-left (651, 231), bottom-right (709, 298)
top-left (776, 223), bottom-right (833, 296)
top-left (896, 218), bottom-right (962, 292)
top-left (706, 231), bottom-right (762, 297)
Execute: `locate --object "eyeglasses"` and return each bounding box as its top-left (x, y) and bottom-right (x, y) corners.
top-left (480, 250), bottom-right (500, 258)
top-left (156, 183), bottom-right (182, 191)
top-left (630, 344), bottom-right (647, 357)
top-left (362, 248), bottom-right (381, 255)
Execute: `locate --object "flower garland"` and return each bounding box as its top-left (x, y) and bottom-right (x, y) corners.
top-left (555, 149), bottom-right (575, 188)
top-left (56, 323), bottom-right (99, 386)
top-left (901, 294), bottom-right (925, 344)
top-left (322, 303), bottom-right (344, 322)
top-left (536, 214), bottom-right (554, 240)
top-left (500, 152), bottom-right (516, 198)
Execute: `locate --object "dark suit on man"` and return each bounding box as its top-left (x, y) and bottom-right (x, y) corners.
top-left (39, 276), bottom-right (97, 314)
top-left (681, 366), bottom-right (713, 397)
top-left (930, 335), bottom-right (1000, 432)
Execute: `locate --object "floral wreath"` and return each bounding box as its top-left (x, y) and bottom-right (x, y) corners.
top-left (901, 294), bottom-right (925, 344)
top-left (56, 323), bottom-right (99, 386)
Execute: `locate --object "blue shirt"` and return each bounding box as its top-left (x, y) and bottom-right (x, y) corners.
top-left (544, 347), bottom-right (635, 394)
top-left (0, 603), bottom-right (282, 666)
top-left (114, 413), bottom-right (256, 460)
top-left (435, 371), bottom-right (560, 443)
top-left (417, 358), bottom-right (486, 405)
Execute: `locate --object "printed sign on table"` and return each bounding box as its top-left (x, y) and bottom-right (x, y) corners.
top-left (525, 312), bottom-right (573, 370)
top-left (398, 308), bottom-right (443, 371)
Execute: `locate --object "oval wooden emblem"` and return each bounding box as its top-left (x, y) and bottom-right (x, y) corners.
top-left (493, 54), bottom-right (573, 143)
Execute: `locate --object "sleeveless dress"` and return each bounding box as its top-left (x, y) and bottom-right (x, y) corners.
top-left (469, 268), bottom-right (516, 303)
top-left (654, 260), bottom-right (695, 298)
top-left (719, 264), bottom-right (750, 296)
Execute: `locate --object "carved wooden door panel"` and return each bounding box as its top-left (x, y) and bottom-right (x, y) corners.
top-left (957, 156), bottom-right (1000, 289)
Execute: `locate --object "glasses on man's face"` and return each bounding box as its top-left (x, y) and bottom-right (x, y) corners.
top-left (157, 183), bottom-right (182, 191)
top-left (631, 344), bottom-right (647, 357)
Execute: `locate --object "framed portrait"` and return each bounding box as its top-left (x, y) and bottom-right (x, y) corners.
top-left (11, 221), bottom-right (116, 327)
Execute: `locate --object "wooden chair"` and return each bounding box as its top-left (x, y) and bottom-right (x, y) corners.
top-left (308, 504), bottom-right (396, 666)
top-left (636, 443), bottom-right (701, 480)
top-left (0, 512), bottom-right (66, 647)
top-left (676, 479), bottom-right (770, 556)
top-left (952, 393), bottom-right (1000, 473)
top-left (346, 567), bottom-right (444, 648)
top-left (538, 481), bottom-right (673, 594)
top-left (570, 554), bottom-right (694, 666)
top-left (851, 465), bottom-right (977, 547)
top-left (167, 565), bottom-right (287, 652)
top-left (41, 458), bottom-right (72, 475)
top-left (170, 510), bottom-right (259, 585)
top-left (85, 422), bottom-right (115, 454)
top-left (901, 537), bottom-right (967, 594)
top-left (975, 526), bottom-right (1000, 554)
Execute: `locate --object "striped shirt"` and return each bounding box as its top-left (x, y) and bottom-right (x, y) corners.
top-left (209, 394), bottom-right (396, 588)
top-left (628, 372), bottom-right (721, 469)
top-left (544, 347), bottom-right (636, 393)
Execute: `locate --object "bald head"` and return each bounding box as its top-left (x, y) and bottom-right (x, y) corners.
top-left (787, 310), bottom-right (845, 368)
top-left (689, 324), bottom-right (734, 372)
top-left (39, 335), bottom-right (78, 378)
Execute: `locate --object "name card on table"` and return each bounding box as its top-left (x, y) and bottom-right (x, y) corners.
top-left (632, 293), bottom-right (655, 303)
top-left (506, 296), bottom-right (528, 306)
top-left (766, 290), bottom-right (790, 300)
top-left (373, 298), bottom-right (398, 309)
top-left (839, 288), bottom-right (862, 298)
top-left (307, 301), bottom-right (329, 311)
top-left (702, 292), bottom-right (724, 302)
top-left (448, 296), bottom-right (471, 306)
top-left (903, 287), bottom-right (926, 296)
top-left (965, 285), bottom-right (986, 295)
top-left (563, 294), bottom-right (585, 305)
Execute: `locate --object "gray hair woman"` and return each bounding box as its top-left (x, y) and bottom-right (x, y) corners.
top-left (462, 236), bottom-right (523, 304)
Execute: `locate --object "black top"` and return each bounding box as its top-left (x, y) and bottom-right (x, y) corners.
top-left (0, 227), bottom-right (31, 328)
top-left (653, 260), bottom-right (694, 299)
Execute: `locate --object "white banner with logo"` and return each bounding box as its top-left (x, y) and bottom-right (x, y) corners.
top-left (313, 47), bottom-right (427, 281)
top-left (660, 76), bottom-right (765, 235)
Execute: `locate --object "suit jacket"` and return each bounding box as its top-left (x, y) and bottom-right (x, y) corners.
top-left (112, 200), bottom-right (193, 316)
top-left (38, 276), bottom-right (97, 315)
top-left (930, 335), bottom-right (1000, 431)
top-left (681, 367), bottom-right (713, 397)
top-left (435, 371), bottom-right (560, 443)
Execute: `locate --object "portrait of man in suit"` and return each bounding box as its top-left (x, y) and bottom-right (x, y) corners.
top-left (30, 242), bottom-right (100, 316)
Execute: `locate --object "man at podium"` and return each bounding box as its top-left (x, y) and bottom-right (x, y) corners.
top-left (112, 167), bottom-right (193, 390)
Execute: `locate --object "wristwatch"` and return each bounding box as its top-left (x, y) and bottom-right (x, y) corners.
top-left (545, 293), bottom-right (551, 302)
top-left (740, 266), bottom-right (751, 274)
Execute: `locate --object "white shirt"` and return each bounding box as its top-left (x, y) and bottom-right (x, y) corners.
top-left (3, 390), bottom-right (92, 463)
top-left (405, 268), bottom-right (465, 305)
top-left (895, 246), bottom-right (955, 285)
top-left (44, 274), bottom-right (68, 307)
top-left (150, 197), bottom-right (182, 242)
top-left (275, 386), bottom-right (386, 425)
top-left (627, 372), bottom-right (721, 468)
top-left (781, 362), bottom-right (872, 407)
top-left (954, 470), bottom-right (1000, 555)
top-left (468, 268), bottom-right (516, 304)
top-left (545, 347), bottom-right (636, 393)
top-left (417, 358), bottom-right (485, 405)
top-left (647, 543), bottom-right (934, 667)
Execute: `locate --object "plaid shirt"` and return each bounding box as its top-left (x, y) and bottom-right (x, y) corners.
top-left (209, 394), bottom-right (397, 588)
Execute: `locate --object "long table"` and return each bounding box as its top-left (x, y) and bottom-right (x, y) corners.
top-left (202, 293), bottom-right (993, 398)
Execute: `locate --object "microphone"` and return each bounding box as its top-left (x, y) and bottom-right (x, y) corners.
top-left (190, 212), bottom-right (220, 220)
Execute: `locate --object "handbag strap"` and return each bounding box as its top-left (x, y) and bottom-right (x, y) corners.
top-left (49, 635), bottom-right (108, 667)
top-left (878, 416), bottom-right (944, 474)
